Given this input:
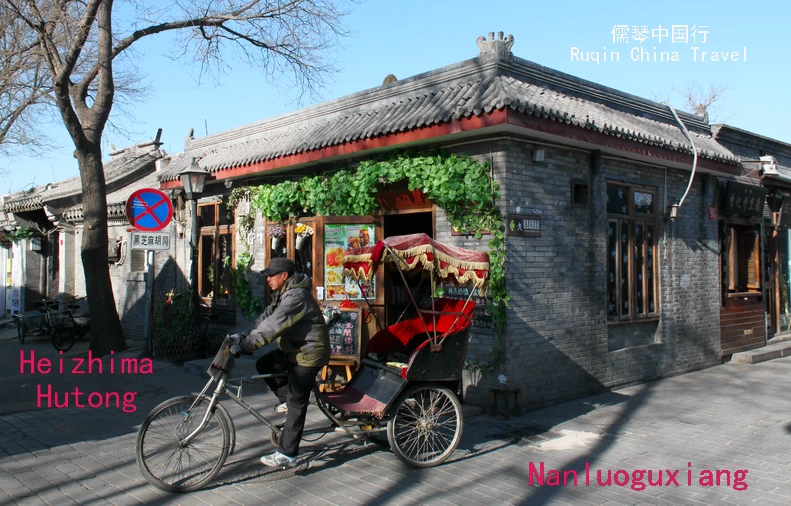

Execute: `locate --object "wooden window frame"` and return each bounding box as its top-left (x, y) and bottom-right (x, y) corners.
top-left (571, 179), bottom-right (590, 208)
top-left (197, 201), bottom-right (236, 306)
top-left (607, 182), bottom-right (659, 322)
top-left (263, 216), bottom-right (385, 306)
top-left (264, 218), bottom-right (321, 283)
top-left (725, 224), bottom-right (761, 295)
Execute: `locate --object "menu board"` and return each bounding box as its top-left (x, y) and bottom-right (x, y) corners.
top-left (441, 283), bottom-right (495, 329)
top-left (328, 308), bottom-right (362, 359)
top-left (324, 224), bottom-right (376, 300)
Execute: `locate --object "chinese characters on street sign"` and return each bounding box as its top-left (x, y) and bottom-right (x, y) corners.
top-left (131, 232), bottom-right (171, 250)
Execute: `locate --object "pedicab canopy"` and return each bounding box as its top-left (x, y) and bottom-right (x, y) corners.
top-left (342, 233), bottom-right (490, 294)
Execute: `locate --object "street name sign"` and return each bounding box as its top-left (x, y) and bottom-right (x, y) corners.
top-left (131, 232), bottom-right (171, 250)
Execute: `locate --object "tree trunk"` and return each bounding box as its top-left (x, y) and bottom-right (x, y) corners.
top-left (76, 144), bottom-right (127, 355)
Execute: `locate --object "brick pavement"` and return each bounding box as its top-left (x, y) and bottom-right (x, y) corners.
top-left (1, 336), bottom-right (791, 505)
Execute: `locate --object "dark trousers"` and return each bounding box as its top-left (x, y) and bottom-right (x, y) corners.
top-left (256, 349), bottom-right (321, 457)
top-left (256, 349), bottom-right (289, 404)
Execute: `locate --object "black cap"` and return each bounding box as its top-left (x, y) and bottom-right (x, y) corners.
top-left (261, 257), bottom-right (295, 277)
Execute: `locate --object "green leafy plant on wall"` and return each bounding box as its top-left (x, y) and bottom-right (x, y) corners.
top-left (6, 227), bottom-right (38, 244)
top-left (227, 151), bottom-right (508, 375)
top-left (227, 188), bottom-right (256, 238)
top-left (231, 251), bottom-right (261, 319)
top-left (226, 188), bottom-right (262, 320)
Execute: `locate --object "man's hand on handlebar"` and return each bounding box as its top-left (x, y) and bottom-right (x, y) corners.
top-left (228, 333), bottom-right (252, 358)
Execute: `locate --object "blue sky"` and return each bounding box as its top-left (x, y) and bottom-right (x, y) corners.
top-left (1, 0), bottom-right (788, 194)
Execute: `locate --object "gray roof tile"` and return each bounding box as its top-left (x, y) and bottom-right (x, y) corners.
top-left (159, 57), bottom-right (739, 182)
top-left (63, 170), bottom-right (162, 223)
top-left (3, 141), bottom-right (162, 213)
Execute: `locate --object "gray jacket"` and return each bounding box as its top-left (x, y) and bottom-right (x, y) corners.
top-left (246, 273), bottom-right (330, 368)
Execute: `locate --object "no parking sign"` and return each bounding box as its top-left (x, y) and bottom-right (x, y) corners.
top-left (126, 189), bottom-right (173, 232)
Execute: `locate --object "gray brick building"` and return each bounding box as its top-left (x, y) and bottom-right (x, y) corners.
top-left (151, 32), bottom-right (766, 409)
top-left (0, 140), bottom-right (167, 343)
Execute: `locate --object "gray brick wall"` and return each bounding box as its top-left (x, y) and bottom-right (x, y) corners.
top-left (116, 137), bottom-right (723, 411)
top-left (493, 139), bottom-right (721, 410)
top-left (69, 219), bottom-right (190, 343)
top-left (438, 140), bottom-right (509, 406)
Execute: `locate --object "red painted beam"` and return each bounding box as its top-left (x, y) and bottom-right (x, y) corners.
top-left (506, 109), bottom-right (742, 176)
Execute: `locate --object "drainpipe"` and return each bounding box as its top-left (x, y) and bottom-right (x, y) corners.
top-left (663, 103), bottom-right (699, 221)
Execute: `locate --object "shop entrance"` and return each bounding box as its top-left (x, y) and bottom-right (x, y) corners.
top-left (774, 228), bottom-right (791, 335)
top-left (383, 211), bottom-right (433, 326)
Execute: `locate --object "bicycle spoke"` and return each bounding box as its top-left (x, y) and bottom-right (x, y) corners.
top-left (137, 398), bottom-right (229, 492)
top-left (389, 386), bottom-right (462, 467)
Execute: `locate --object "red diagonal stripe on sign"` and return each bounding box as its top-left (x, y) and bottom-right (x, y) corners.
top-left (135, 194), bottom-right (167, 226)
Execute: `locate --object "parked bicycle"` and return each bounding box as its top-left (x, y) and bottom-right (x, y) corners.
top-left (51, 297), bottom-right (91, 352)
top-left (14, 298), bottom-right (88, 352)
top-left (15, 299), bottom-right (62, 349)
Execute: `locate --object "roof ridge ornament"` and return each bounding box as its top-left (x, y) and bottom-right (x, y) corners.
top-left (477, 31), bottom-right (514, 64)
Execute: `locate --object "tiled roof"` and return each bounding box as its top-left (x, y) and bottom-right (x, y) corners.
top-left (713, 124), bottom-right (791, 180)
top-left (62, 170), bottom-right (163, 223)
top-left (3, 192), bottom-right (45, 213)
top-left (3, 141), bottom-right (162, 213)
top-left (159, 50), bottom-right (739, 182)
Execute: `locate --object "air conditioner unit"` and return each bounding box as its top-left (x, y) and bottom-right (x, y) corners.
top-left (760, 155), bottom-right (779, 176)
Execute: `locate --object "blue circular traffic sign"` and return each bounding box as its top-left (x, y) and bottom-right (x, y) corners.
top-left (126, 188), bottom-right (174, 232)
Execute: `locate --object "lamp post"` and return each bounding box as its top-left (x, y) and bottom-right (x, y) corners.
top-left (179, 158), bottom-right (208, 328)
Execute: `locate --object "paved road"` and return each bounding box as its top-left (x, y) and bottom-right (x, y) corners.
top-left (1, 331), bottom-right (790, 505)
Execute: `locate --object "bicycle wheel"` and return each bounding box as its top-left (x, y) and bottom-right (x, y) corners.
top-left (16, 317), bottom-right (25, 344)
top-left (136, 395), bottom-right (230, 493)
top-left (51, 328), bottom-right (74, 352)
top-left (386, 384), bottom-right (463, 468)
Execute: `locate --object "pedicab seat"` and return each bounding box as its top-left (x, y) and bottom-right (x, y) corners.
top-left (321, 358), bottom-right (405, 417)
top-left (366, 298), bottom-right (476, 381)
top-left (321, 298), bottom-right (476, 417)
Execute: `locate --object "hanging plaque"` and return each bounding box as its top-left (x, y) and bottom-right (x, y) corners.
top-left (724, 181), bottom-right (766, 218)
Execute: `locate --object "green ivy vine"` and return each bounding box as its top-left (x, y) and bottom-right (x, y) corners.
top-left (231, 251), bottom-right (262, 319)
top-left (225, 188), bottom-right (262, 320)
top-left (7, 227), bottom-right (38, 244)
top-left (227, 188), bottom-right (256, 237)
top-left (226, 151), bottom-right (508, 375)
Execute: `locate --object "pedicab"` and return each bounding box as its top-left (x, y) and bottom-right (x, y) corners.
top-left (135, 233), bottom-right (489, 492)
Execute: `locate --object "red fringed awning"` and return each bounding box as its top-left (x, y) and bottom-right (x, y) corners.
top-left (342, 233), bottom-right (490, 291)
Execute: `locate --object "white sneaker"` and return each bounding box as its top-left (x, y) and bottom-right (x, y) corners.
top-left (260, 451), bottom-right (297, 468)
top-left (274, 402), bottom-right (288, 413)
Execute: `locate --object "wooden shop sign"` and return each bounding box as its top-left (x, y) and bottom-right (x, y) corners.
top-left (724, 181), bottom-right (766, 218)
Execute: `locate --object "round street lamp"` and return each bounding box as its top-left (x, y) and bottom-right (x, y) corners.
top-left (179, 157), bottom-right (209, 201)
top-left (179, 158), bottom-right (209, 331)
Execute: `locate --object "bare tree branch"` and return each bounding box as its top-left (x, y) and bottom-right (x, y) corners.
top-left (58, 0), bottom-right (102, 84)
top-left (682, 81), bottom-right (730, 123)
top-left (0, 0), bottom-right (355, 354)
top-left (650, 80), bottom-right (732, 124)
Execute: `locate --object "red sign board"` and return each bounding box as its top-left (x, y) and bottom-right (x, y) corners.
top-left (126, 188), bottom-right (173, 232)
top-left (707, 206), bottom-right (719, 221)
